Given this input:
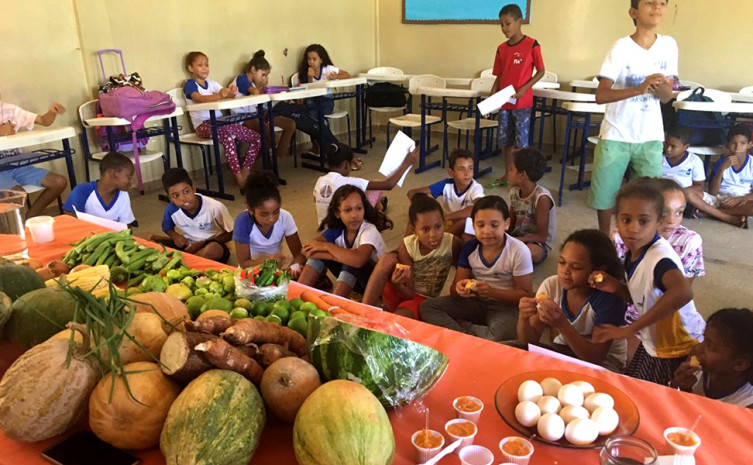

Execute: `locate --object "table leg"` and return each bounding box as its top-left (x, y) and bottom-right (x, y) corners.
top-left (353, 83), bottom-right (367, 154)
top-left (171, 116), bottom-right (184, 170)
top-left (128, 125), bottom-right (145, 195)
top-left (208, 111), bottom-right (234, 200)
top-left (62, 138), bottom-right (77, 188)
top-left (570, 113), bottom-right (592, 192)
top-left (474, 106), bottom-right (492, 178)
top-left (302, 98), bottom-right (328, 173)
top-left (558, 112), bottom-right (574, 207)
top-left (266, 103), bottom-right (286, 185)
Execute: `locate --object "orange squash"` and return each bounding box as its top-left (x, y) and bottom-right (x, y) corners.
top-left (129, 292), bottom-right (189, 332)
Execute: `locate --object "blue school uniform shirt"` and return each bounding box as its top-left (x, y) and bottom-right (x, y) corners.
top-left (428, 178), bottom-right (484, 213)
top-left (63, 181), bottom-right (135, 224)
top-left (162, 194), bottom-right (233, 243)
top-left (457, 236), bottom-right (533, 290)
top-left (233, 209), bottom-right (298, 260)
top-left (230, 74), bottom-right (260, 115)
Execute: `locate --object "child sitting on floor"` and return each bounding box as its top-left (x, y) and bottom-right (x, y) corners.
top-left (671, 308), bottom-right (753, 408)
top-left (299, 184), bottom-right (391, 298)
top-left (233, 170), bottom-right (305, 277)
top-left (661, 126), bottom-right (705, 197)
top-left (686, 124), bottom-right (753, 227)
top-left (0, 93), bottom-right (68, 218)
top-left (517, 229), bottom-right (627, 372)
top-left (408, 149), bottom-right (484, 237)
top-left (153, 168), bottom-right (233, 263)
top-left (63, 152), bottom-right (135, 226)
top-left (507, 148), bottom-right (556, 264)
top-left (420, 195), bottom-right (533, 342)
top-left (362, 193), bottom-right (462, 318)
top-left (313, 142), bottom-right (416, 226)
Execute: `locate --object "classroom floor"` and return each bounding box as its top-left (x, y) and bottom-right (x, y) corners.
top-left (128, 132), bottom-right (753, 320)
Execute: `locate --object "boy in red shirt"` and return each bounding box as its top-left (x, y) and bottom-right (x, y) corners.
top-left (489, 4), bottom-right (545, 186)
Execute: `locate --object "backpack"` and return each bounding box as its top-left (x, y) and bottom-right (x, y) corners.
top-left (96, 87), bottom-right (175, 153)
top-left (365, 82), bottom-right (407, 108)
top-left (677, 87), bottom-right (728, 146)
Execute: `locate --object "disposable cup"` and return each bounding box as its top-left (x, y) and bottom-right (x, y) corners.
top-left (664, 427), bottom-right (701, 457)
top-left (25, 216), bottom-right (54, 243)
top-left (499, 436), bottom-right (534, 465)
top-left (453, 395), bottom-right (484, 423)
top-left (458, 445), bottom-right (494, 465)
top-left (445, 419), bottom-right (478, 455)
top-left (411, 429), bottom-right (444, 463)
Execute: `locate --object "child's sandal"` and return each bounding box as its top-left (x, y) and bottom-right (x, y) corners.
top-left (351, 158), bottom-right (363, 171)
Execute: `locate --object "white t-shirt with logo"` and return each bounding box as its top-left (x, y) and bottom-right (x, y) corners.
top-left (428, 178), bottom-right (485, 213)
top-left (183, 78), bottom-right (224, 129)
top-left (712, 154), bottom-right (753, 197)
top-left (233, 209), bottom-right (298, 260)
top-left (63, 181), bottom-right (135, 225)
top-left (313, 172), bottom-right (370, 225)
top-left (662, 152), bottom-right (706, 188)
top-left (162, 194), bottom-right (233, 243)
top-left (0, 101), bottom-right (37, 158)
top-left (321, 221), bottom-right (385, 262)
top-left (457, 235), bottom-right (533, 290)
top-left (598, 35), bottom-right (679, 143)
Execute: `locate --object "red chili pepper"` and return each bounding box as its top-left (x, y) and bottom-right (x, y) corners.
top-left (240, 269), bottom-right (247, 279)
top-left (275, 270), bottom-right (281, 277)
top-left (249, 276), bottom-right (255, 284)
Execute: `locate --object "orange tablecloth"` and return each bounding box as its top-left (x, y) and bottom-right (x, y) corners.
top-left (1, 216), bottom-right (751, 465)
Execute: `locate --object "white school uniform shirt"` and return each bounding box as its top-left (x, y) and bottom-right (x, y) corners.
top-left (230, 74), bottom-right (259, 116)
top-left (183, 78), bottom-right (224, 129)
top-left (457, 235), bottom-right (533, 290)
top-left (232, 209), bottom-right (298, 260)
top-left (0, 101), bottom-right (37, 158)
top-left (313, 172), bottom-right (370, 225)
top-left (162, 194), bottom-right (233, 243)
top-left (509, 184), bottom-right (557, 250)
top-left (428, 178), bottom-right (485, 213)
top-left (692, 372), bottom-right (753, 408)
top-left (537, 276), bottom-right (628, 372)
top-left (310, 65), bottom-right (340, 95)
top-left (662, 152), bottom-right (706, 188)
top-left (712, 154), bottom-right (753, 197)
top-left (62, 181), bottom-right (135, 224)
top-left (597, 35), bottom-right (678, 143)
top-left (321, 221), bottom-right (385, 262)
top-left (624, 235), bottom-right (705, 358)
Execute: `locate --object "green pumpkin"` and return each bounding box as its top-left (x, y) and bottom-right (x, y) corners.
top-left (0, 264), bottom-right (45, 301)
top-left (5, 288), bottom-right (80, 349)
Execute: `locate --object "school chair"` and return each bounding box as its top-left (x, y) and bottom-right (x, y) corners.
top-left (22, 185), bottom-right (63, 215)
top-left (165, 88), bottom-right (216, 189)
top-left (739, 86), bottom-right (753, 95)
top-left (291, 73), bottom-right (352, 148)
top-left (365, 67), bottom-right (408, 148)
top-left (680, 80), bottom-right (704, 90)
top-left (77, 100), bottom-right (166, 183)
top-left (676, 88), bottom-right (732, 175)
top-left (386, 75), bottom-right (446, 146)
top-left (531, 70), bottom-right (560, 151)
top-left (444, 76), bottom-right (498, 166)
top-left (479, 68), bottom-right (494, 77)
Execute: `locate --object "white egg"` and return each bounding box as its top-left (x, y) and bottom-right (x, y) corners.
top-left (591, 407), bottom-right (620, 436)
top-left (514, 401), bottom-right (541, 428)
top-left (540, 377), bottom-right (563, 397)
top-left (517, 380), bottom-right (544, 402)
top-left (560, 405), bottom-right (590, 424)
top-left (570, 380), bottom-right (596, 397)
top-left (584, 392), bottom-right (615, 413)
top-left (565, 418), bottom-right (599, 446)
top-left (557, 384), bottom-right (584, 407)
top-left (536, 395), bottom-right (561, 414)
top-left (537, 412), bottom-right (565, 442)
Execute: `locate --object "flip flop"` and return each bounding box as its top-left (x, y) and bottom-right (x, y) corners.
top-left (351, 158), bottom-right (364, 171)
top-left (485, 179), bottom-right (509, 189)
top-left (740, 216), bottom-right (750, 229)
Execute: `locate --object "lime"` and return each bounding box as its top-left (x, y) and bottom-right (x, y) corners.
top-left (300, 302), bottom-right (319, 314)
top-left (186, 296), bottom-right (207, 319)
top-left (273, 299), bottom-right (291, 312)
top-left (200, 297), bottom-right (233, 313)
top-left (229, 307), bottom-right (249, 319)
top-left (270, 307), bottom-right (289, 325)
top-left (256, 302), bottom-right (275, 317)
top-left (290, 311), bottom-right (307, 322)
top-left (253, 315), bottom-right (266, 321)
top-left (309, 309), bottom-right (328, 318)
top-left (266, 314), bottom-right (282, 325)
top-left (234, 298), bottom-right (254, 311)
top-left (289, 298), bottom-right (304, 311)
top-left (287, 317), bottom-right (309, 337)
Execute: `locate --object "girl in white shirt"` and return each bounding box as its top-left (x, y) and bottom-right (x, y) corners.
top-left (296, 44), bottom-right (350, 120)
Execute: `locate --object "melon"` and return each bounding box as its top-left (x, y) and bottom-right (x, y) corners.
top-left (0, 291), bottom-right (11, 337)
top-left (0, 263), bottom-right (45, 301)
top-left (5, 287), bottom-right (80, 349)
top-left (129, 292), bottom-right (190, 332)
top-left (160, 370), bottom-right (266, 465)
top-left (307, 316), bottom-right (449, 407)
top-left (294, 380), bottom-right (395, 465)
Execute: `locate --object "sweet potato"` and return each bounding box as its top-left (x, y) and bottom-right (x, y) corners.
top-left (222, 319), bottom-right (307, 356)
top-left (194, 338), bottom-right (264, 385)
top-left (185, 314), bottom-right (236, 335)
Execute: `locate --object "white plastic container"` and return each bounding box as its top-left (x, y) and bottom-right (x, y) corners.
top-left (25, 216), bottom-right (55, 243)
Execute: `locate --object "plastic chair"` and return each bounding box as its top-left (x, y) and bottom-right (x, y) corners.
top-left (165, 88), bottom-right (218, 186)
top-left (739, 86), bottom-right (753, 94)
top-left (539, 70), bottom-right (558, 83)
top-left (365, 67), bottom-right (408, 148)
top-left (679, 80), bottom-right (703, 90)
top-left (22, 185), bottom-right (63, 215)
top-left (480, 68), bottom-right (494, 77)
top-left (386, 75), bottom-right (445, 145)
top-left (77, 100), bottom-right (165, 182)
top-left (444, 77), bottom-right (498, 165)
top-left (291, 73), bottom-right (351, 147)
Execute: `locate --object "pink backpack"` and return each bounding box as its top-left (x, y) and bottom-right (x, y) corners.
top-left (99, 87), bottom-right (176, 132)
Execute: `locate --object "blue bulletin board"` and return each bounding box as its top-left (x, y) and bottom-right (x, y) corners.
top-left (403, 0), bottom-right (531, 24)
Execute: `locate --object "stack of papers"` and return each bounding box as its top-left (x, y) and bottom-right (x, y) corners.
top-left (477, 85), bottom-right (516, 116)
top-left (378, 130), bottom-right (416, 187)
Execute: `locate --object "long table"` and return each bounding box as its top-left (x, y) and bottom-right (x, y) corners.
top-left (1, 216), bottom-right (751, 465)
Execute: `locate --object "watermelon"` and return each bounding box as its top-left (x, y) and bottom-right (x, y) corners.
top-left (4, 288), bottom-right (80, 349)
top-left (307, 316), bottom-right (449, 408)
top-left (294, 380), bottom-right (394, 465)
top-left (0, 264), bottom-right (45, 301)
top-left (160, 370), bottom-right (266, 465)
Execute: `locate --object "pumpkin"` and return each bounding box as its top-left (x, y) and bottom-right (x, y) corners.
top-left (0, 263), bottom-right (45, 301)
top-left (160, 370), bottom-right (266, 465)
top-left (89, 361), bottom-right (181, 450)
top-left (260, 357), bottom-right (321, 423)
top-left (0, 327), bottom-right (100, 442)
top-left (0, 291), bottom-right (11, 337)
top-left (117, 312), bottom-right (169, 364)
top-left (5, 287), bottom-right (80, 349)
top-left (130, 292), bottom-right (189, 332)
top-left (293, 380), bottom-right (395, 465)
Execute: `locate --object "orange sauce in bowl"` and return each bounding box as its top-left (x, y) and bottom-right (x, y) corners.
top-left (668, 432), bottom-right (698, 447)
top-left (502, 439), bottom-right (531, 456)
top-left (413, 430), bottom-right (443, 449)
top-left (455, 396), bottom-right (482, 412)
top-left (446, 421), bottom-right (476, 437)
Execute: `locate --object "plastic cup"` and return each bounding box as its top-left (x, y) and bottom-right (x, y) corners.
top-left (453, 395), bottom-right (484, 423)
top-left (664, 427), bottom-right (701, 457)
top-left (458, 445), bottom-right (494, 465)
top-left (444, 419), bottom-right (478, 455)
top-left (25, 216), bottom-right (55, 244)
top-left (411, 429), bottom-right (444, 463)
top-left (499, 436), bottom-right (534, 465)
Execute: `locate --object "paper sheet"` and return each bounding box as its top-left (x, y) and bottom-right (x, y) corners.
top-left (477, 85), bottom-right (516, 116)
top-left (378, 130), bottom-right (415, 187)
top-left (73, 207), bottom-right (128, 231)
top-left (528, 344), bottom-right (606, 371)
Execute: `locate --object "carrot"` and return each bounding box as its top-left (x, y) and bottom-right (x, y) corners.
top-left (319, 294), bottom-right (371, 317)
top-left (222, 319), bottom-right (307, 356)
top-left (300, 289), bottom-right (333, 312)
top-left (328, 307), bottom-right (348, 316)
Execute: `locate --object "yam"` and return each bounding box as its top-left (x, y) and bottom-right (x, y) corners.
top-left (159, 332), bottom-right (216, 382)
top-left (194, 338), bottom-right (264, 385)
top-left (222, 319), bottom-right (307, 356)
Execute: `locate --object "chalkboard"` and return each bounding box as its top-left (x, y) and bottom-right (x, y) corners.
top-left (403, 0), bottom-right (531, 24)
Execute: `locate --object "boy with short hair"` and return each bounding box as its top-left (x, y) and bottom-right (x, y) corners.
top-left (590, 0), bottom-right (677, 233)
top-left (489, 3), bottom-right (545, 185)
top-left (154, 168), bottom-right (234, 263)
top-left (507, 148), bottom-right (556, 264)
top-left (0, 94), bottom-right (68, 218)
top-left (662, 126), bottom-right (705, 195)
top-left (686, 125), bottom-right (753, 227)
top-left (408, 149), bottom-right (484, 236)
top-left (63, 152), bottom-right (136, 226)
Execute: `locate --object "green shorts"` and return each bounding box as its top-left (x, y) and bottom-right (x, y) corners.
top-left (588, 139), bottom-right (663, 210)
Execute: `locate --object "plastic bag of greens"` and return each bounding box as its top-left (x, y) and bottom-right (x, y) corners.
top-left (234, 259), bottom-right (289, 301)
